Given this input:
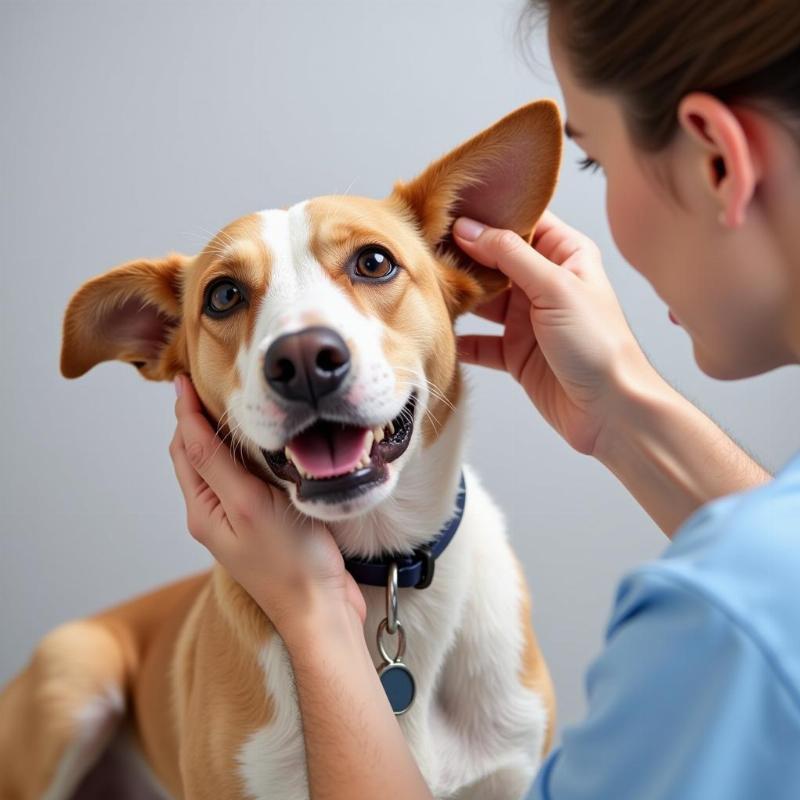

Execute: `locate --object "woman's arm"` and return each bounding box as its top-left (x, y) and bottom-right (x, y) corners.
top-left (593, 368), bottom-right (770, 534)
top-left (283, 605), bottom-right (433, 800)
top-left (453, 213), bottom-right (770, 537)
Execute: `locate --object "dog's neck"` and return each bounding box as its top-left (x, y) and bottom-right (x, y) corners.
top-left (328, 387), bottom-right (468, 560)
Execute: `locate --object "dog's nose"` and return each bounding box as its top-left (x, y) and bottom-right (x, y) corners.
top-left (264, 326), bottom-right (351, 406)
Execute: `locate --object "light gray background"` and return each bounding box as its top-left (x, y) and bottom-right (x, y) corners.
top-left (2, 0), bottom-right (799, 785)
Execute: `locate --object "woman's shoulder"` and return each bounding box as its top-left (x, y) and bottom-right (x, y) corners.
top-left (612, 449), bottom-right (800, 692)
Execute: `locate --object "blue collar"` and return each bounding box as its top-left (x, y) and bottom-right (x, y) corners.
top-left (343, 472), bottom-right (466, 590)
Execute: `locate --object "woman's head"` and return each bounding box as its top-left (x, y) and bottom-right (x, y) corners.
top-left (531, 0), bottom-right (800, 378)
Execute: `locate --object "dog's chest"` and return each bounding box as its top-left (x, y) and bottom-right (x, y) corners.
top-left (236, 633), bottom-right (465, 800)
top-left (235, 485), bottom-right (547, 800)
top-left (237, 527), bottom-right (472, 799)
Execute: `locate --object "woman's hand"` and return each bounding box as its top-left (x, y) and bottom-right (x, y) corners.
top-left (169, 374), bottom-right (367, 639)
top-left (454, 211), bottom-right (658, 458)
top-left (454, 211), bottom-right (769, 537)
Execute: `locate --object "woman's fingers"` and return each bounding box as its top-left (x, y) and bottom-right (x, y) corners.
top-left (533, 210), bottom-right (607, 283)
top-left (173, 375), bottom-right (277, 528)
top-left (169, 429), bottom-right (225, 546)
top-left (457, 334), bottom-right (507, 371)
top-left (169, 429), bottom-right (206, 504)
top-left (533, 210), bottom-right (582, 250)
top-left (453, 217), bottom-right (574, 306)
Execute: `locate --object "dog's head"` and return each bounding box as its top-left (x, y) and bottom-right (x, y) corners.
top-left (61, 102), bottom-right (561, 522)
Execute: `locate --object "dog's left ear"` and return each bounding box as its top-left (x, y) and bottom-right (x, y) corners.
top-left (60, 253), bottom-right (191, 381)
top-left (391, 100), bottom-right (562, 316)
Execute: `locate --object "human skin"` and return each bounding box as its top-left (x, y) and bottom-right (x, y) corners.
top-left (543, 14), bottom-right (800, 381)
top-left (168, 15), bottom-right (800, 800)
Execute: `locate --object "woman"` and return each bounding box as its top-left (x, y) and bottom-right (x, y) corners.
top-left (169, 1), bottom-right (800, 797)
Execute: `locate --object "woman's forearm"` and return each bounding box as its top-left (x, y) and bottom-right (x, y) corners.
top-left (282, 604), bottom-right (434, 800)
top-left (595, 369), bottom-right (771, 537)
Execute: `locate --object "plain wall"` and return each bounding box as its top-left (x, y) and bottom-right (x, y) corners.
top-left (2, 0), bottom-right (799, 791)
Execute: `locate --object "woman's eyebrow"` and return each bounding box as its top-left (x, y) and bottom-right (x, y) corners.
top-left (564, 121), bottom-right (584, 140)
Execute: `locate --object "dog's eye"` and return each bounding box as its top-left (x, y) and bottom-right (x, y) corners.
top-left (354, 248), bottom-right (396, 280)
top-left (205, 279), bottom-right (245, 316)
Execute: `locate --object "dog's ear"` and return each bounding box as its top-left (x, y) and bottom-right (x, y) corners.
top-left (61, 253), bottom-right (190, 380)
top-left (391, 100), bottom-right (562, 316)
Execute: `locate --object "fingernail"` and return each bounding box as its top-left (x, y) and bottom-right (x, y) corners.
top-left (174, 375), bottom-right (183, 397)
top-left (454, 217), bottom-right (486, 242)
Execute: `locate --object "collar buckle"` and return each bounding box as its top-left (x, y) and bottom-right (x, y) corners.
top-left (413, 545), bottom-right (435, 589)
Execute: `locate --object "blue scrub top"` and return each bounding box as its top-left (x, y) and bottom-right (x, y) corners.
top-left (530, 449), bottom-right (800, 800)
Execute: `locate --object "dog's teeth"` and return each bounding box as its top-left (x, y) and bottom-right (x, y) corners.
top-left (284, 446), bottom-right (311, 478)
top-left (373, 425), bottom-right (385, 444)
top-left (364, 430), bottom-right (374, 455)
top-left (387, 421), bottom-right (395, 436)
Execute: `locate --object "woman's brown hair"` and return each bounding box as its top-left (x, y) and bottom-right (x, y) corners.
top-left (528, 0), bottom-right (800, 151)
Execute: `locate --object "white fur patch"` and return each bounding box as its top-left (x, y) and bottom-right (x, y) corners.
top-left (238, 637), bottom-right (309, 800)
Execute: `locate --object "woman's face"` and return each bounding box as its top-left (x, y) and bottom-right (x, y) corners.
top-left (548, 19), bottom-right (799, 379)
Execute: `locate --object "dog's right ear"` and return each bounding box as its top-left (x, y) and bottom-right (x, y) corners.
top-left (60, 253), bottom-right (191, 381)
top-left (391, 100), bottom-right (562, 317)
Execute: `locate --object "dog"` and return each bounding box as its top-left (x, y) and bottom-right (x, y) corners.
top-left (0, 100), bottom-right (562, 800)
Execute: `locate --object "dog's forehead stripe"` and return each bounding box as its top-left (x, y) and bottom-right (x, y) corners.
top-left (258, 205), bottom-right (300, 300)
top-left (255, 202), bottom-right (384, 335)
top-left (257, 201), bottom-right (335, 301)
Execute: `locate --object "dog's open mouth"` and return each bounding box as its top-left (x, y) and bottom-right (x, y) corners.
top-left (262, 393), bottom-right (416, 502)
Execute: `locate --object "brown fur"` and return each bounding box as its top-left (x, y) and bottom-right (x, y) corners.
top-left (184, 214), bottom-right (270, 407)
top-left (0, 569), bottom-right (276, 800)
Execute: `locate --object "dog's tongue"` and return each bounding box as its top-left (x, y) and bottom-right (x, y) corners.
top-left (288, 424), bottom-right (368, 479)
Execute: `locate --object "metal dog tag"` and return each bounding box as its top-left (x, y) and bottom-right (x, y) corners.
top-left (377, 619), bottom-right (416, 715)
top-left (376, 562), bottom-right (415, 715)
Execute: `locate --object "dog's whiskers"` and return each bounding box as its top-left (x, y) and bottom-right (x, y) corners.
top-left (214, 406), bottom-right (237, 437)
top-left (178, 224), bottom-right (221, 250)
top-left (392, 367), bottom-right (456, 412)
top-left (209, 400), bottom-right (250, 466)
top-left (393, 378), bottom-right (448, 433)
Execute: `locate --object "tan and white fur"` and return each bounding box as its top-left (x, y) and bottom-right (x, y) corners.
top-left (0, 101), bottom-right (562, 800)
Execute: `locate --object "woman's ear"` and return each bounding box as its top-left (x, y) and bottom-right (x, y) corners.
top-left (390, 100), bottom-right (563, 315)
top-left (61, 252), bottom-right (191, 381)
top-left (677, 93), bottom-right (761, 228)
